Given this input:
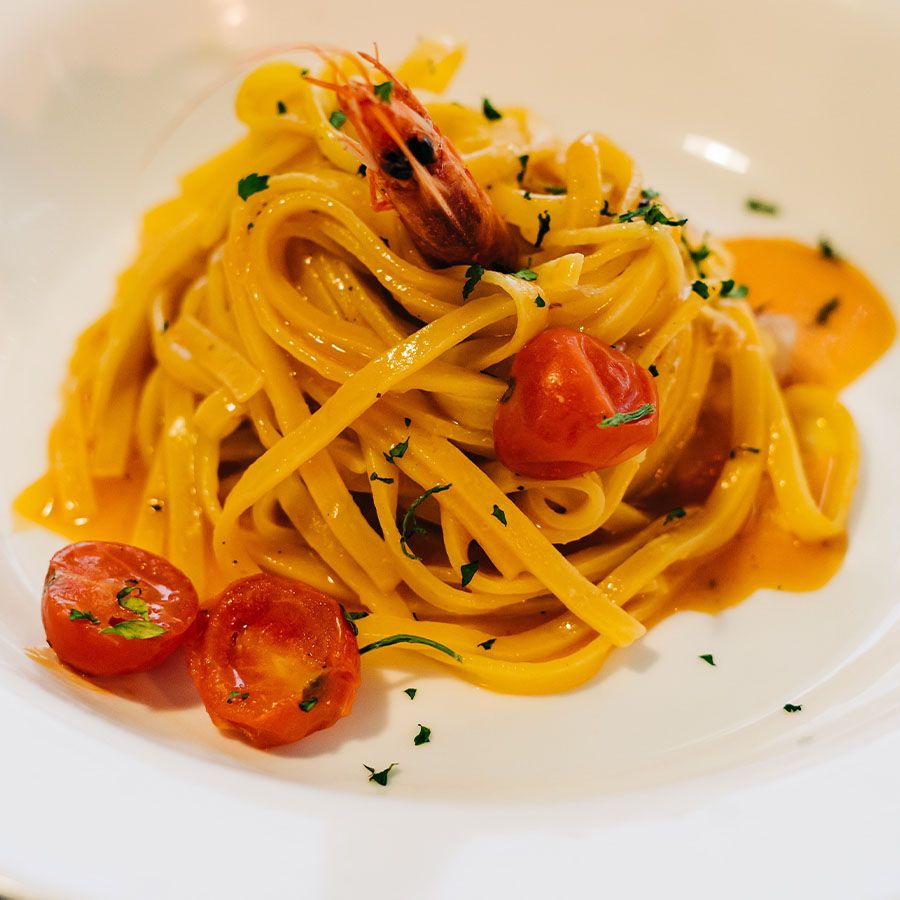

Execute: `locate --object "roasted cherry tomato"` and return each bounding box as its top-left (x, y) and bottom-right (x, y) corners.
top-left (42, 541), bottom-right (200, 676)
top-left (188, 574), bottom-right (361, 749)
top-left (493, 326), bottom-right (659, 479)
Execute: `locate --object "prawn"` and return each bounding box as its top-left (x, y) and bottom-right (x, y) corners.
top-left (308, 48), bottom-right (518, 271)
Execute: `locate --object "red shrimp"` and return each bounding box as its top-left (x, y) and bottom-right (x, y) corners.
top-left (309, 49), bottom-right (518, 271)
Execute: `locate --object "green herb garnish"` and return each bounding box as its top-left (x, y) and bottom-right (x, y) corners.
top-left (364, 763), bottom-right (398, 786)
top-left (665, 507), bottom-right (686, 524)
top-left (100, 621), bottom-right (166, 640)
top-left (729, 444), bottom-right (761, 459)
top-left (491, 504), bottom-right (507, 526)
top-left (534, 295), bottom-right (546, 308)
top-left (340, 606), bottom-right (369, 636)
top-left (227, 690), bottom-right (249, 703)
top-left (746, 197), bottom-right (779, 215)
top-left (688, 241), bottom-right (711, 271)
top-left (691, 280), bottom-right (709, 299)
top-left (460, 560), bottom-right (479, 588)
top-left (600, 199), bottom-right (615, 218)
top-left (482, 97), bottom-right (502, 120)
top-left (784, 703), bottom-right (802, 713)
top-left (641, 188), bottom-right (660, 200)
top-left (414, 724), bottom-right (431, 746)
top-left (383, 437), bottom-right (409, 464)
top-left (517, 154), bottom-right (529, 184)
top-left (276, 100), bottom-right (287, 115)
top-left (329, 109), bottom-right (347, 129)
top-left (69, 609), bottom-right (100, 624)
top-left (534, 210), bottom-right (551, 249)
top-left (599, 403), bottom-right (655, 428)
top-left (617, 204), bottom-right (687, 227)
top-left (404, 687), bottom-right (418, 700)
top-left (462, 263), bottom-right (485, 300)
top-left (699, 653), bottom-right (716, 666)
top-left (370, 472), bottom-right (395, 484)
top-left (358, 634), bottom-right (461, 662)
top-left (818, 237), bottom-right (839, 261)
top-left (237, 173), bottom-right (269, 201)
top-left (720, 279), bottom-right (749, 299)
top-left (299, 698), bottom-right (318, 713)
top-left (513, 268), bottom-right (538, 281)
top-left (373, 81), bottom-right (393, 103)
top-left (648, 364), bottom-right (659, 378)
top-left (814, 297), bottom-right (840, 326)
top-left (477, 638), bottom-right (496, 650)
top-left (545, 186), bottom-right (567, 195)
top-left (400, 484), bottom-right (452, 560)
top-left (357, 164), bottom-right (367, 177)
top-left (116, 581), bottom-right (148, 620)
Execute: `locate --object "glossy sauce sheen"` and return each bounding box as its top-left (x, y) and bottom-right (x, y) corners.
top-left (14, 239), bottom-right (896, 625)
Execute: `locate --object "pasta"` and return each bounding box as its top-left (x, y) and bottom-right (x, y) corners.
top-left (19, 41), bottom-right (885, 696)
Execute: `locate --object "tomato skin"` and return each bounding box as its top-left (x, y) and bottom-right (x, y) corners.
top-left (42, 541), bottom-right (200, 676)
top-left (188, 574), bottom-right (361, 749)
top-left (493, 327), bottom-right (659, 479)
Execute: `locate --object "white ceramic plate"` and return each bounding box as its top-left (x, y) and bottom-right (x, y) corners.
top-left (2, 1), bottom-right (900, 897)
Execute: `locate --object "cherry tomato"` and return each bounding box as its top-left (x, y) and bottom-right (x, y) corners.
top-left (42, 541), bottom-right (200, 676)
top-left (493, 326), bottom-right (659, 479)
top-left (188, 574), bottom-right (361, 749)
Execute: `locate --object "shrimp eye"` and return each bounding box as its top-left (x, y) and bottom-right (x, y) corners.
top-left (381, 150), bottom-right (413, 180)
top-left (406, 136), bottom-right (436, 166)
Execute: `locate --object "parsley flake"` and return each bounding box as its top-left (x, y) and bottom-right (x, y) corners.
top-left (477, 637), bottom-right (496, 650)
top-left (357, 164), bottom-right (367, 177)
top-left (237, 173), bottom-right (269, 201)
top-left (373, 81), bottom-right (393, 103)
top-left (600, 199), bottom-right (615, 218)
top-left (535, 210), bottom-right (551, 249)
top-left (649, 364), bottom-right (659, 378)
top-left (617, 204), bottom-right (686, 227)
top-left (370, 472), bottom-right (395, 484)
top-left (545, 186), bottom-right (567, 195)
top-left (513, 268), bottom-right (538, 281)
top-left (665, 507), bottom-right (686, 524)
top-left (299, 697), bottom-right (318, 712)
top-left (599, 403), bottom-right (655, 428)
top-left (491, 504), bottom-right (508, 526)
top-left (276, 100), bottom-right (287, 115)
top-left (117, 582), bottom-right (149, 620)
top-left (462, 263), bottom-right (485, 299)
top-left (358, 634), bottom-right (461, 661)
top-left (383, 437), bottom-right (409, 464)
top-left (517, 154), bottom-right (529, 184)
top-left (329, 109), bottom-right (347, 129)
top-left (534, 295), bottom-right (546, 308)
top-left (400, 484), bottom-right (452, 559)
top-left (100, 621), bottom-right (166, 640)
top-left (729, 444), bottom-right (761, 459)
top-left (699, 653), bottom-right (716, 666)
top-left (482, 97), bottom-right (502, 120)
top-left (818, 237), bottom-right (839, 261)
top-left (746, 197), bottom-right (779, 215)
top-left (69, 609), bottom-right (100, 624)
top-left (784, 703), bottom-right (803, 713)
top-left (720, 279), bottom-right (749, 299)
top-left (227, 690), bottom-right (249, 703)
top-left (414, 724), bottom-right (431, 746)
top-left (814, 297), bottom-right (840, 326)
top-left (365, 763), bottom-right (398, 786)
top-left (404, 687), bottom-right (417, 700)
top-left (340, 606), bottom-right (369, 636)
top-left (641, 188), bottom-right (660, 200)
top-left (460, 560), bottom-right (479, 588)
top-left (688, 241), bottom-right (711, 271)
top-left (691, 280), bottom-right (710, 299)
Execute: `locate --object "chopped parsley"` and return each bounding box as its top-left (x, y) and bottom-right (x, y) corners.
top-left (370, 472), bottom-right (395, 484)
top-left (500, 377), bottom-right (516, 403)
top-left (691, 280), bottom-right (710, 299)
top-left (746, 197), bottom-right (779, 215)
top-left (300, 67), bottom-right (309, 77)
top-left (517, 154), bottom-right (529, 183)
top-left (523, 190), bottom-right (532, 200)
top-left (460, 560), bottom-right (479, 588)
top-left (383, 437), bottom-right (409, 464)
top-left (373, 81), bottom-right (393, 103)
top-left (227, 690), bottom-right (250, 703)
top-left (729, 444), bottom-right (761, 459)
top-left (357, 164), bottom-right (367, 177)
top-left (117, 581), bottom-right (148, 620)
top-left (69, 609), bottom-right (99, 624)
top-left (545, 186), bottom-right (567, 195)
top-left (477, 638), bottom-right (496, 650)
top-left (100, 621), bottom-right (166, 639)
top-left (599, 403), bottom-right (655, 428)
top-left (600, 199), bottom-right (615, 218)
top-left (665, 507), bottom-right (686, 524)
top-left (299, 697), bottom-right (318, 713)
top-left (237, 173), bottom-right (269, 201)
top-left (687, 241), bottom-right (711, 272)
top-left (513, 268), bottom-right (538, 281)
top-left (534, 295), bottom-right (546, 308)
top-left (814, 297), bottom-right (840, 326)
top-left (400, 484), bottom-right (452, 559)
top-left (358, 634), bottom-right (461, 661)
top-left (616, 204), bottom-right (687, 227)
top-left (783, 703), bottom-right (803, 713)
top-left (491, 504), bottom-right (508, 526)
top-left (720, 279), bottom-right (749, 299)
top-left (328, 109), bottom-right (347, 129)
top-left (641, 188), bottom-right (660, 200)
top-left (276, 100), bottom-right (287, 115)
top-left (648, 364), bottom-right (659, 378)
top-left (404, 417), bottom-right (412, 427)
top-left (340, 606), bottom-right (369, 636)
top-left (364, 763), bottom-right (398, 786)
top-left (481, 97), bottom-right (502, 121)
top-left (462, 263), bottom-right (485, 300)
top-left (699, 653), bottom-right (716, 666)
top-left (404, 687), bottom-right (417, 700)
top-left (413, 724), bottom-right (431, 746)
top-left (535, 210), bottom-right (551, 249)
top-left (818, 237), bottom-right (839, 261)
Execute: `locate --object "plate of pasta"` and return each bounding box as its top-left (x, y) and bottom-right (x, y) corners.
top-left (2, 0), bottom-right (900, 898)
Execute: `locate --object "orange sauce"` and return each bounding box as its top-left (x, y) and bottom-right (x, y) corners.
top-left (13, 238), bottom-right (896, 627)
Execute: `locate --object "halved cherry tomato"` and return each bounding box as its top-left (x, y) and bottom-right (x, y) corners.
top-left (188, 574), bottom-right (361, 749)
top-left (42, 541), bottom-right (200, 676)
top-left (493, 326), bottom-right (659, 479)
